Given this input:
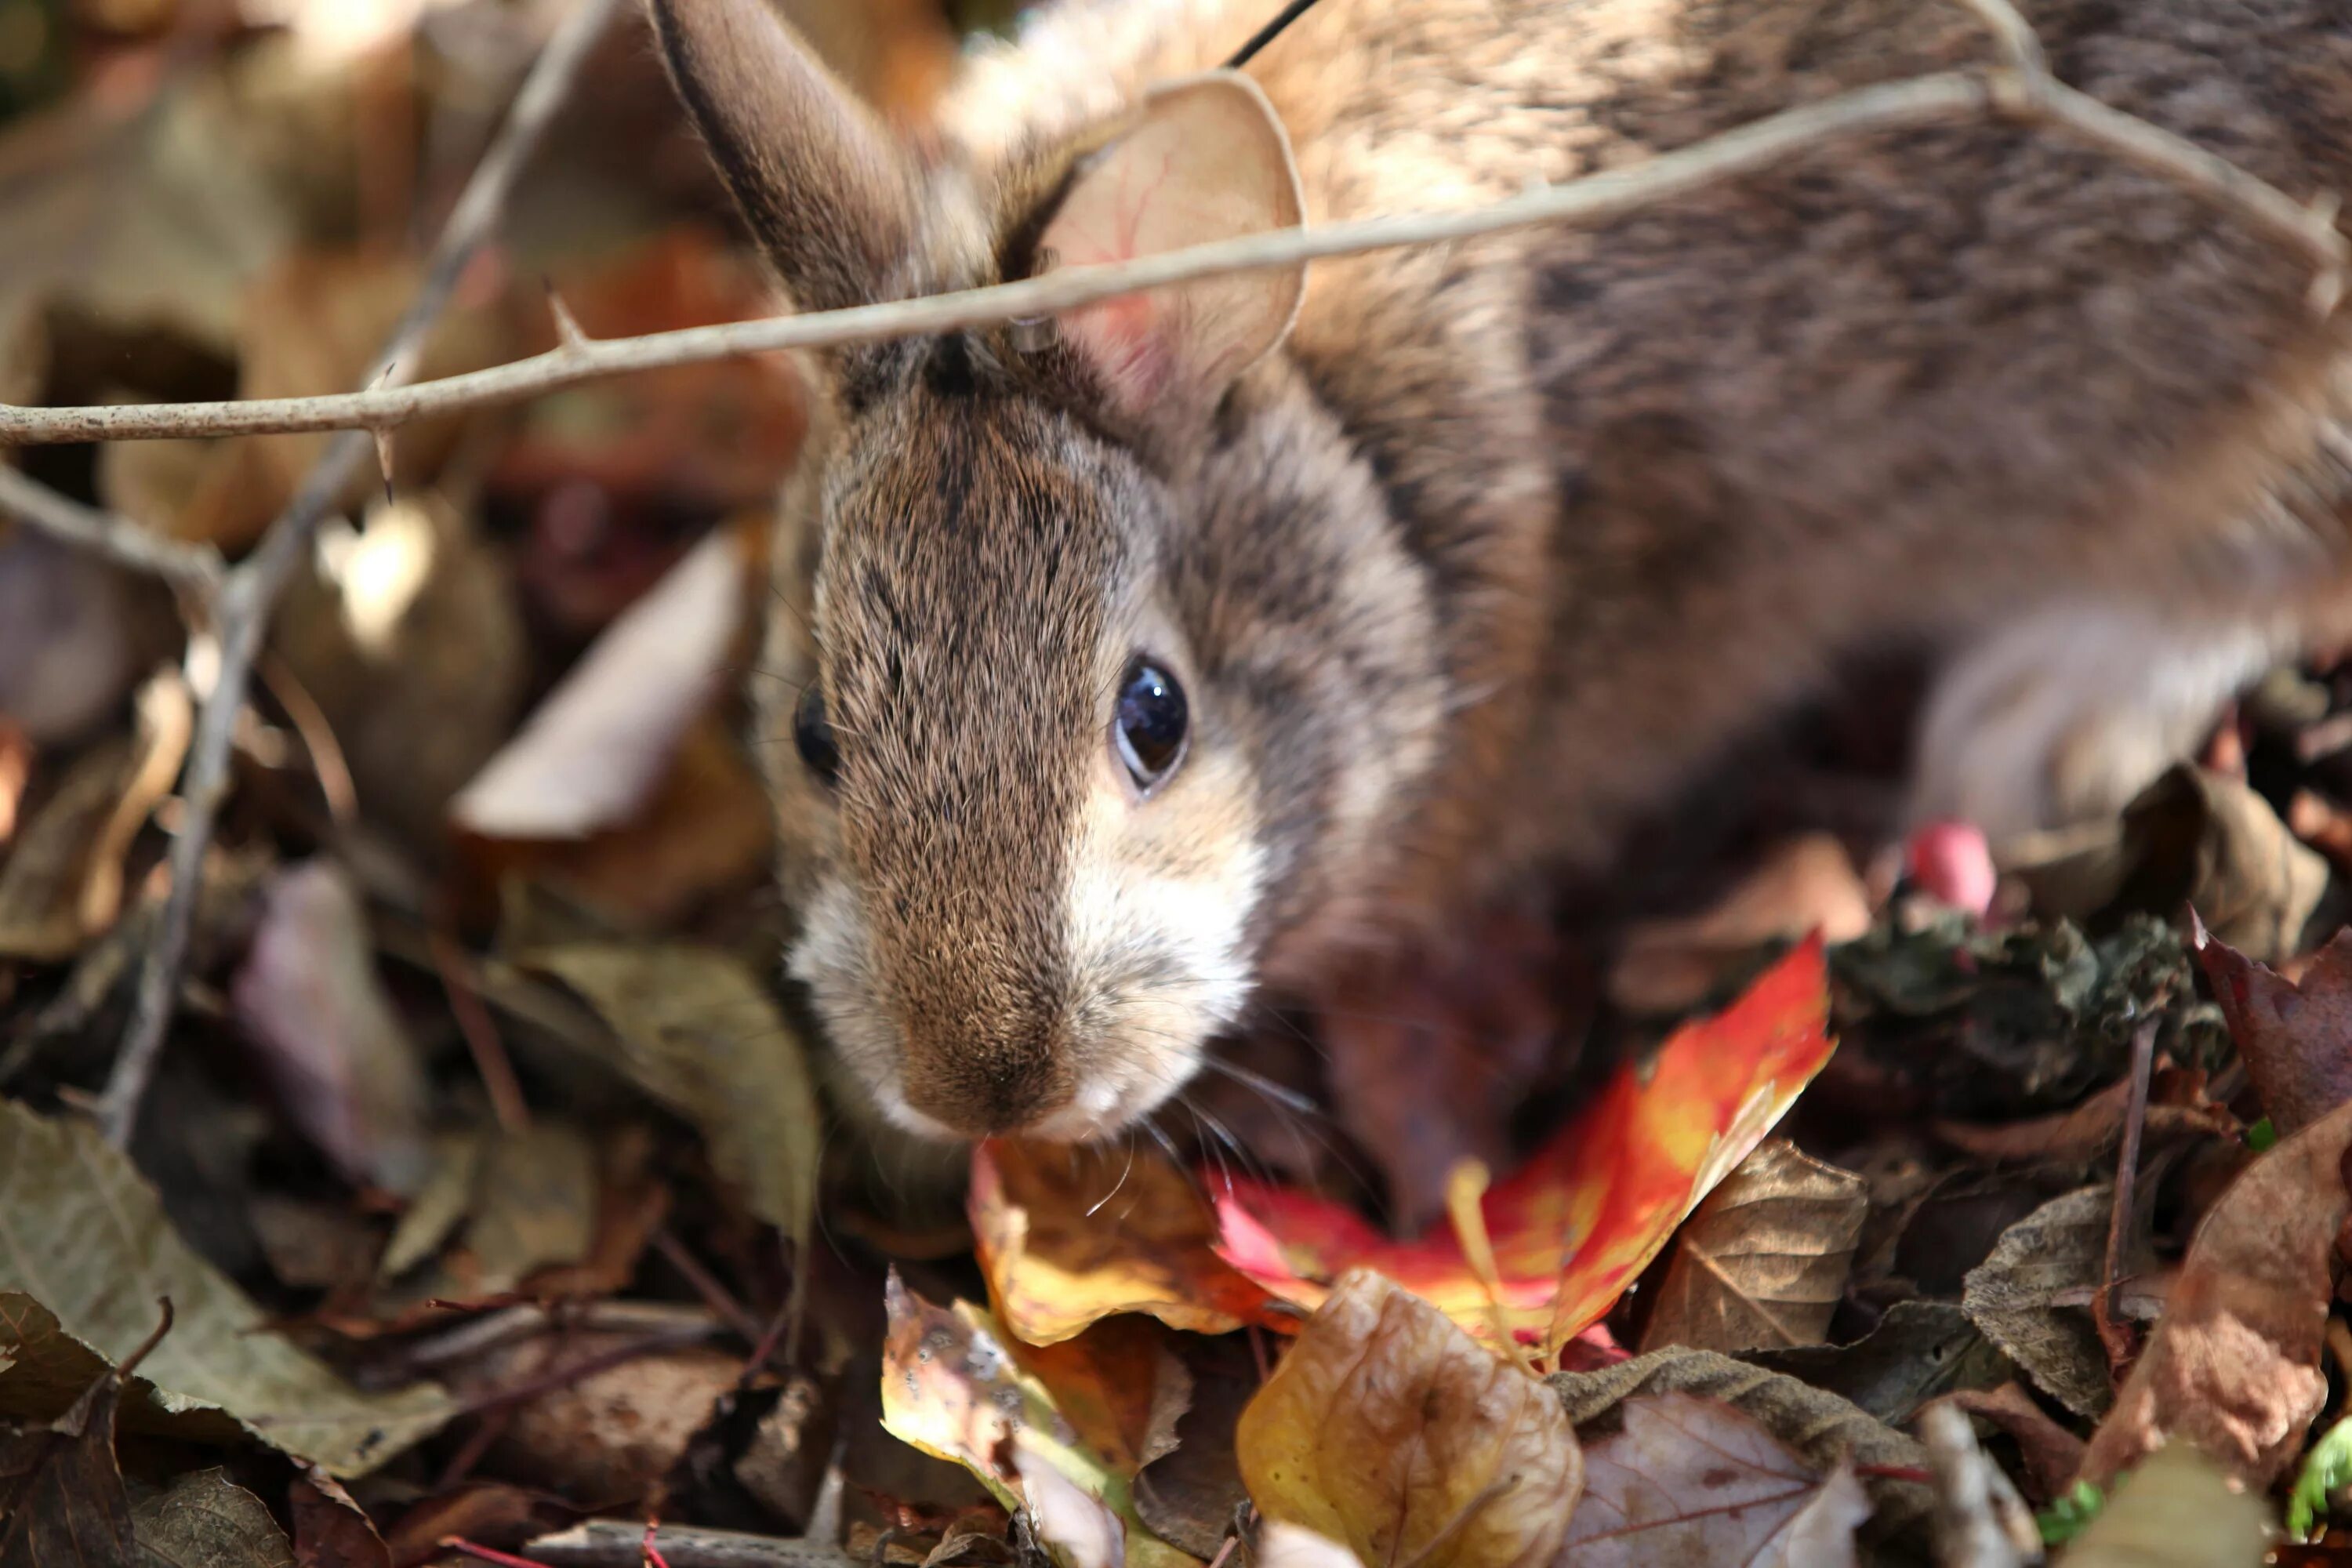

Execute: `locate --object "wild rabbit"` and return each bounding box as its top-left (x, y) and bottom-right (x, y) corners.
top-left (648, 0), bottom-right (2352, 1140)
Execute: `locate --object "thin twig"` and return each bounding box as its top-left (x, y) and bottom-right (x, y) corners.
top-left (4, 55), bottom-right (2343, 450)
top-left (89, 0), bottom-right (627, 1149)
top-left (2096, 1018), bottom-right (2159, 1381)
top-left (0, 466), bottom-right (224, 591)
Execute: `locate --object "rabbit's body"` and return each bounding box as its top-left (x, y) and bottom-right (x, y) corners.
top-left (652, 0), bottom-right (2352, 1141)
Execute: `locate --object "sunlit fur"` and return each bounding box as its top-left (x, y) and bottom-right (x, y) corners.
top-left (658, 0), bottom-right (2352, 1143)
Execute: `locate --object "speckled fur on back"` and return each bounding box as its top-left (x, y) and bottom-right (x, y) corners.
top-left (652, 0), bottom-right (2352, 1141)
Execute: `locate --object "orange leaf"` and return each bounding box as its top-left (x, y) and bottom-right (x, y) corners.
top-left (971, 1138), bottom-right (1289, 1346)
top-left (1213, 937), bottom-right (1836, 1356)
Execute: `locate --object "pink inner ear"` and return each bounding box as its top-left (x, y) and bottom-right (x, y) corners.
top-left (1066, 292), bottom-right (1173, 407)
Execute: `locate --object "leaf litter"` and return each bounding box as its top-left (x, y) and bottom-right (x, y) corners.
top-left (23, 3), bottom-right (2352, 1565)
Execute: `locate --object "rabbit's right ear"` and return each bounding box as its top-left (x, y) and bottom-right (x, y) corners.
top-left (648, 0), bottom-right (916, 314)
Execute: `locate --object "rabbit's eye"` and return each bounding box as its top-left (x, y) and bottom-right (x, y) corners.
top-left (1114, 657), bottom-right (1188, 791)
top-left (794, 682), bottom-right (840, 786)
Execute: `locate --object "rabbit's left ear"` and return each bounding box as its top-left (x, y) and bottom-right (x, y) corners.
top-left (1033, 71), bottom-right (1306, 419)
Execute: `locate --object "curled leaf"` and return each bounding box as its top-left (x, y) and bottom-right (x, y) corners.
top-left (1236, 1269), bottom-right (1579, 1568)
top-left (877, 1276), bottom-right (1196, 1568)
top-left (1636, 1138), bottom-right (1866, 1355)
top-left (1214, 939), bottom-right (1835, 1354)
top-left (971, 1139), bottom-right (1283, 1346)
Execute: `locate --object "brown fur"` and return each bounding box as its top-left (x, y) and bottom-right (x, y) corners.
top-left (655, 0), bottom-right (2352, 1139)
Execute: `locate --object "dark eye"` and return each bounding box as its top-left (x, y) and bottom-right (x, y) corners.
top-left (1114, 657), bottom-right (1189, 789)
top-left (794, 681), bottom-right (840, 786)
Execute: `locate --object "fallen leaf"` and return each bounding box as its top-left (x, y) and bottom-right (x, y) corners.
top-left (247, 1195), bottom-right (383, 1293)
top-left (1914, 1403), bottom-right (2038, 1568)
top-left (512, 942), bottom-right (818, 1245)
top-left (731, 1374), bottom-right (835, 1526)
top-left (1544, 1345), bottom-right (1929, 1541)
top-left (0, 530), bottom-right (147, 751)
top-left (1931, 1071), bottom-right (2238, 1165)
top-left (1610, 835), bottom-right (1871, 1015)
top-left (1134, 1336), bottom-right (1254, 1559)
top-left (452, 525), bottom-right (747, 840)
top-left (0, 669), bottom-right (189, 960)
top-left (878, 1276), bottom-right (1197, 1568)
top-left (1004, 1314), bottom-right (1189, 1480)
top-left (273, 496), bottom-right (530, 852)
top-left (462, 1121), bottom-right (599, 1296)
top-left (1942, 1385), bottom-right (2085, 1503)
top-left (971, 1139), bottom-right (1283, 1347)
top-left (289, 1472), bottom-right (391, 1568)
top-left (379, 1129), bottom-right (482, 1280)
top-left (1018, 1447), bottom-right (1126, 1568)
top-left (1830, 912), bottom-right (2225, 1121)
top-left (2078, 1094), bottom-right (2352, 1490)
top-left (2107, 764), bottom-right (2340, 965)
top-left (1211, 938), bottom-right (1835, 1354)
top-left (381, 1483), bottom-right (554, 1568)
top-left (1962, 1185), bottom-right (2122, 1419)
top-left (1742, 1300), bottom-right (2006, 1427)
top-left (2063, 1442), bottom-right (2269, 1568)
top-left (0, 1307), bottom-right (154, 1568)
top-left (455, 1333), bottom-right (739, 1507)
top-left (1235, 1269), bottom-right (1580, 1568)
top-left (132, 1468), bottom-right (298, 1568)
top-left (481, 714), bottom-right (775, 929)
top-left (231, 858), bottom-right (431, 1196)
top-left (1555, 1393), bottom-right (1870, 1568)
top-left (1637, 1138), bottom-right (1866, 1355)
top-left (0, 1099), bottom-right (453, 1475)
top-left (2195, 921), bottom-right (2352, 1136)
top-left (0, 722), bottom-right (28, 846)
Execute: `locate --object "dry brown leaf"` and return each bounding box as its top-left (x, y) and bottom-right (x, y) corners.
top-left (2107, 764), bottom-right (2339, 965)
top-left (2079, 1094), bottom-right (2352, 1490)
top-left (1236, 1269), bottom-right (1581, 1568)
top-left (1960, 1185), bottom-right (2118, 1419)
top-left (0, 1317), bottom-right (146, 1568)
top-left (0, 670), bottom-right (189, 960)
top-left (2062, 1442), bottom-right (2268, 1568)
top-left (230, 858), bottom-right (430, 1196)
top-left (1610, 833), bottom-right (1871, 1015)
top-left (452, 524), bottom-right (749, 841)
top-left (458, 1333), bottom-right (739, 1506)
top-left (272, 496), bottom-right (529, 851)
top-left (0, 721), bottom-right (29, 847)
top-left (2196, 921), bottom-right (2352, 1136)
top-left (1638, 1138), bottom-right (1866, 1355)
top-left (289, 1471), bottom-right (391, 1568)
top-left (1544, 1345), bottom-right (1929, 1544)
top-left (132, 1467), bottom-right (297, 1568)
top-left (0, 531), bottom-right (147, 750)
top-left (509, 942), bottom-right (819, 1246)
top-left (462, 1122), bottom-right (600, 1297)
top-left (1556, 1393), bottom-right (1870, 1568)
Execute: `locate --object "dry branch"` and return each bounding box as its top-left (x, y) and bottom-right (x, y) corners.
top-left (88, 0), bottom-right (629, 1149)
top-left (0, 466), bottom-right (223, 593)
top-left (0, 45), bottom-right (2341, 449)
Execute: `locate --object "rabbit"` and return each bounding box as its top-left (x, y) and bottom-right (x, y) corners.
top-left (645, 0), bottom-right (2352, 1142)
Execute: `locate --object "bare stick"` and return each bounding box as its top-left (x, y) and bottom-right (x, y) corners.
top-left (90, 0), bottom-right (626, 1149)
top-left (0, 466), bottom-right (224, 592)
top-left (4, 56), bottom-right (2342, 449)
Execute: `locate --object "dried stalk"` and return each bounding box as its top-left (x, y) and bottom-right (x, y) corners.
top-left (89, 0), bottom-right (627, 1148)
